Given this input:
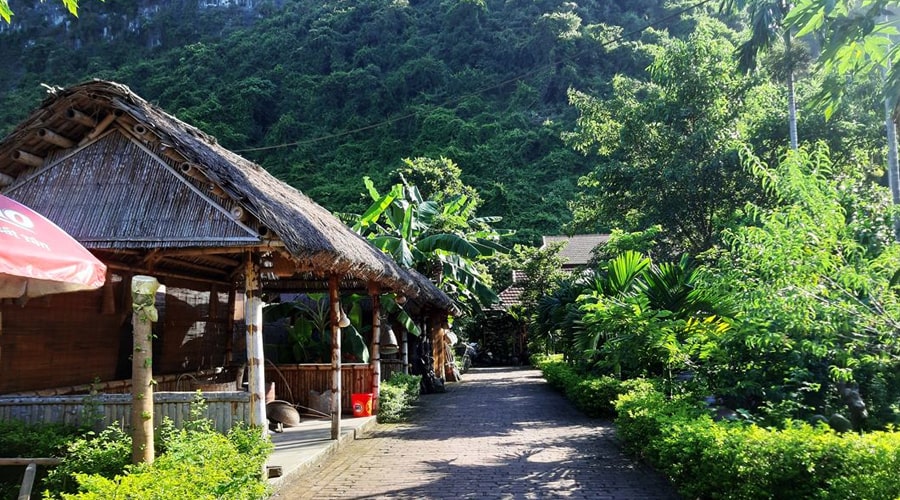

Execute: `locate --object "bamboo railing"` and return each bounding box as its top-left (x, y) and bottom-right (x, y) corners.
top-left (264, 364), bottom-right (373, 413)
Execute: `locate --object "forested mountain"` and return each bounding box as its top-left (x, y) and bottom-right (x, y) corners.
top-left (0, 0), bottom-right (717, 244)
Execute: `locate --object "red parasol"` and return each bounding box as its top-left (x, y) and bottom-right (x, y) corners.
top-left (0, 193), bottom-right (106, 298)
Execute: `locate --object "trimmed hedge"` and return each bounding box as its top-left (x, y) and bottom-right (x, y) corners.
top-left (533, 355), bottom-right (900, 499)
top-left (533, 354), bottom-right (627, 418)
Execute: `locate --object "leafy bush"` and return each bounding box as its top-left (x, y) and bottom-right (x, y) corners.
top-left (566, 376), bottom-right (627, 418)
top-left (387, 372), bottom-right (422, 402)
top-left (53, 423), bottom-right (272, 500)
top-left (42, 426), bottom-right (131, 495)
top-left (533, 354), bottom-right (630, 418)
top-left (41, 395), bottom-right (273, 499)
top-left (378, 373), bottom-right (422, 423)
top-left (0, 421), bottom-right (82, 458)
top-left (0, 421), bottom-right (84, 499)
top-left (614, 382), bottom-right (900, 500)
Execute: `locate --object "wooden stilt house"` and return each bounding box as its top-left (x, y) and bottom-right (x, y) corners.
top-left (0, 80), bottom-right (433, 433)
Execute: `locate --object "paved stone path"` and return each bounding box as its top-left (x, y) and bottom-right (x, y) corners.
top-left (272, 367), bottom-right (680, 499)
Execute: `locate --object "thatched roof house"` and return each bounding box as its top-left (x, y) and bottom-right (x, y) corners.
top-left (0, 80), bottom-right (417, 292)
top-left (0, 80), bottom-right (457, 433)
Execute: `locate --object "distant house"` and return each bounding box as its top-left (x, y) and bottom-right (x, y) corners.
top-left (541, 234), bottom-right (610, 271)
top-left (497, 234), bottom-right (610, 310)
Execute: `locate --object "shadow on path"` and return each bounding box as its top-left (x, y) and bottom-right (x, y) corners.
top-left (273, 366), bottom-right (679, 499)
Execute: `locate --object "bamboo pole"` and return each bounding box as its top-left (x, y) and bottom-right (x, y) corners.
top-left (402, 329), bottom-right (409, 375)
top-left (65, 108), bottom-right (96, 127)
top-left (131, 275), bottom-right (159, 465)
top-left (78, 110), bottom-right (121, 146)
top-left (368, 283), bottom-right (381, 414)
top-left (11, 150), bottom-right (43, 167)
top-left (329, 274), bottom-right (342, 440)
top-left (244, 256), bottom-right (267, 436)
top-left (37, 128), bottom-right (75, 148)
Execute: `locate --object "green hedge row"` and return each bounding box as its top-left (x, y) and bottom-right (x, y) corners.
top-left (533, 354), bottom-right (629, 418)
top-left (533, 355), bottom-right (900, 499)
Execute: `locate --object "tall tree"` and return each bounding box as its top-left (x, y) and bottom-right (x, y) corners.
top-left (787, 0), bottom-right (900, 239)
top-left (565, 18), bottom-right (761, 256)
top-left (721, 0), bottom-right (804, 149)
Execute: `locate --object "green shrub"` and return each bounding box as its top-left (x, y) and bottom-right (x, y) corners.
top-left (377, 383), bottom-right (409, 423)
top-left (42, 395), bottom-right (273, 499)
top-left (534, 354), bottom-right (634, 418)
top-left (0, 421), bottom-right (84, 499)
top-left (387, 372), bottom-right (422, 402)
top-left (42, 426), bottom-right (131, 495)
top-left (614, 383), bottom-right (900, 500)
top-left (0, 421), bottom-right (82, 458)
top-left (46, 422), bottom-right (272, 500)
top-left (377, 373), bottom-right (422, 423)
top-left (566, 376), bottom-right (625, 418)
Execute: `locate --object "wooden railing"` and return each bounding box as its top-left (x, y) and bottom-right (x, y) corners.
top-left (265, 364), bottom-right (373, 412)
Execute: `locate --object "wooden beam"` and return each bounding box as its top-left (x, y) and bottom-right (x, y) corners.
top-left (65, 107), bottom-right (96, 127)
top-left (157, 257), bottom-right (231, 277)
top-left (38, 128), bottom-right (75, 148)
top-left (11, 150), bottom-right (43, 167)
top-left (104, 261), bottom-right (232, 287)
top-left (78, 110), bottom-right (122, 147)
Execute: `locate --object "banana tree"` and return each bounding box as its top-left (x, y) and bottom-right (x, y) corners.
top-left (352, 177), bottom-right (509, 313)
top-left (264, 293), bottom-right (375, 363)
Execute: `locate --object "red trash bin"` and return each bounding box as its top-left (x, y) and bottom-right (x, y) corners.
top-left (351, 393), bottom-right (373, 417)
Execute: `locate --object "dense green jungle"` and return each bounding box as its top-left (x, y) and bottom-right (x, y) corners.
top-left (4, 0), bottom-right (884, 247)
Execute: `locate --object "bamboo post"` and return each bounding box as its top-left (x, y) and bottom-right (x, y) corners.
top-left (329, 275), bottom-right (341, 440)
top-left (130, 275), bottom-right (159, 465)
top-left (368, 283), bottom-right (381, 413)
top-left (401, 328), bottom-right (409, 375)
top-left (17, 462), bottom-right (36, 500)
top-left (244, 257), bottom-right (267, 436)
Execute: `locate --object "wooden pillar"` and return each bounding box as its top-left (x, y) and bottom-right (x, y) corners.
top-left (368, 283), bottom-right (381, 414)
top-left (244, 257), bottom-right (266, 435)
top-left (431, 314), bottom-right (443, 377)
top-left (401, 328), bottom-right (409, 375)
top-left (329, 274), bottom-right (342, 440)
top-left (131, 275), bottom-right (159, 465)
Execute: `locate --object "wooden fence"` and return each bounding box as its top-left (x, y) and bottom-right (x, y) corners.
top-left (0, 391), bottom-right (250, 433)
top-left (265, 364), bottom-right (373, 412)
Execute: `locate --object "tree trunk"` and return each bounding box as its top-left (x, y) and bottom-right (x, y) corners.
top-left (785, 31), bottom-right (799, 151)
top-left (329, 275), bottom-right (342, 440)
top-left (131, 275), bottom-right (159, 465)
top-left (884, 61), bottom-right (900, 240)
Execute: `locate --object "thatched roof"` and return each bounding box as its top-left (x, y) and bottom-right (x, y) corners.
top-left (0, 80), bottom-right (419, 295)
top-left (405, 268), bottom-right (461, 317)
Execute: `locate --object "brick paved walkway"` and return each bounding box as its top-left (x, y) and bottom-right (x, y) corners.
top-left (271, 366), bottom-right (680, 499)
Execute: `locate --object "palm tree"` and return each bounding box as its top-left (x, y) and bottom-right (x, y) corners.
top-left (722, 0), bottom-right (801, 149)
